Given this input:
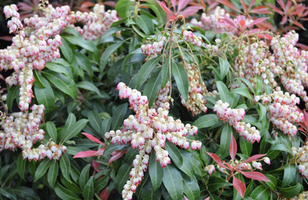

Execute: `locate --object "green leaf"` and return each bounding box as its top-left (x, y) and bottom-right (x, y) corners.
top-left (264, 174), bottom-right (277, 190)
top-left (11, 186), bottom-right (40, 200)
top-left (74, 52), bottom-right (93, 79)
top-left (135, 15), bottom-right (154, 35)
top-left (59, 39), bottom-right (73, 63)
top-left (17, 154), bottom-right (26, 180)
top-left (115, 0), bottom-right (134, 19)
top-left (208, 176), bottom-right (232, 191)
top-left (229, 87), bottom-right (253, 100)
top-left (101, 118), bottom-right (112, 135)
top-left (161, 58), bottom-right (170, 88)
top-left (144, 70), bottom-right (161, 108)
top-left (141, 179), bottom-right (162, 200)
top-left (239, 137), bottom-right (252, 156)
top-left (45, 62), bottom-right (70, 77)
top-left (193, 114), bottom-right (219, 129)
top-left (269, 144), bottom-right (291, 154)
top-left (88, 111), bottom-right (103, 134)
top-left (60, 154), bottom-right (71, 182)
top-left (149, 151), bottom-right (163, 191)
top-left (62, 36), bottom-right (97, 53)
top-left (34, 77), bottom-right (55, 113)
top-left (94, 176), bottom-right (109, 193)
top-left (282, 164), bottom-right (296, 187)
top-left (183, 175), bottom-right (200, 200)
top-left (250, 185), bottom-right (269, 199)
top-left (55, 183), bottom-right (82, 200)
top-left (178, 150), bottom-right (194, 178)
top-left (216, 81), bottom-right (231, 104)
top-left (234, 77), bottom-right (255, 95)
top-left (61, 118), bottom-right (88, 144)
top-left (77, 81), bottom-right (101, 97)
top-left (79, 164), bottom-right (91, 191)
top-left (256, 76), bottom-right (263, 95)
top-left (83, 176), bottom-right (94, 200)
top-left (34, 159), bottom-right (52, 182)
top-left (136, 55), bottom-right (161, 89)
top-left (258, 103), bottom-right (267, 122)
top-left (100, 27), bottom-right (126, 43)
top-left (165, 142), bottom-right (183, 166)
top-left (33, 70), bottom-right (45, 88)
top-left (43, 71), bottom-right (77, 99)
top-left (112, 103), bottom-right (128, 130)
top-left (279, 183), bottom-right (303, 198)
top-left (162, 164), bottom-right (183, 200)
top-left (143, 0), bottom-right (166, 26)
top-left (103, 144), bottom-right (129, 160)
top-left (0, 188), bottom-right (17, 200)
top-left (172, 62), bottom-right (189, 101)
top-left (48, 161), bottom-right (58, 188)
top-left (219, 123), bottom-right (232, 157)
top-left (100, 39), bottom-right (127, 74)
top-left (6, 85), bottom-right (19, 112)
top-left (63, 27), bottom-right (80, 36)
top-left (219, 57), bottom-right (230, 79)
top-left (114, 163), bottom-right (132, 192)
top-left (46, 121), bottom-right (58, 142)
top-left (132, 24), bottom-right (146, 38)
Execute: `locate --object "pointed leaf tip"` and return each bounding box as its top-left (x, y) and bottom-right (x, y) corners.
top-left (230, 132), bottom-right (237, 161)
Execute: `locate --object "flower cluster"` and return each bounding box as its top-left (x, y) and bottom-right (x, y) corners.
top-left (181, 64), bottom-right (208, 115)
top-left (190, 6), bottom-right (231, 32)
top-left (182, 30), bottom-right (203, 47)
top-left (214, 100), bottom-right (261, 143)
top-left (141, 36), bottom-right (166, 59)
top-left (152, 81), bottom-right (170, 110)
top-left (255, 91), bottom-right (303, 136)
top-left (105, 82), bottom-right (201, 200)
top-left (0, 104), bottom-right (45, 152)
top-left (22, 141), bottom-right (67, 161)
top-left (4, 4), bottom-right (23, 33)
top-left (69, 4), bottom-right (118, 41)
top-left (292, 142), bottom-right (308, 178)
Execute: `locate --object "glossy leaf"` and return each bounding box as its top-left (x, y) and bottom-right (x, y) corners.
top-left (55, 183), bottom-right (82, 200)
top-left (183, 175), bottom-right (200, 200)
top-left (47, 161), bottom-right (58, 189)
top-left (112, 103), bottom-right (128, 130)
top-left (136, 55), bottom-right (161, 89)
top-left (60, 154), bottom-right (71, 182)
top-left (172, 62), bottom-right (189, 101)
top-left (45, 62), bottom-right (70, 77)
top-left (108, 149), bottom-right (128, 165)
top-left (46, 121), bottom-right (58, 142)
top-left (6, 85), bottom-right (19, 112)
top-left (141, 179), bottom-right (162, 200)
top-left (149, 151), bottom-right (164, 191)
top-left (219, 57), bottom-right (230, 79)
top-left (59, 39), bottom-right (73, 63)
top-left (115, 0), bottom-right (134, 19)
top-left (74, 51), bottom-right (93, 79)
top-left (216, 81), bottom-right (231, 104)
top-left (34, 159), bottom-right (52, 182)
top-left (279, 183), bottom-right (303, 198)
top-left (282, 164), bottom-right (296, 187)
top-left (144, 0), bottom-right (166, 26)
top-left (17, 154), bottom-right (26, 180)
top-left (79, 164), bottom-right (91, 191)
top-left (77, 81), bottom-right (101, 97)
top-left (0, 188), bottom-right (17, 200)
top-left (206, 152), bottom-right (225, 168)
top-left (74, 150), bottom-right (97, 158)
top-left (232, 175), bottom-right (246, 198)
top-left (177, 150), bottom-right (194, 178)
top-left (240, 137), bottom-right (252, 156)
top-left (82, 132), bottom-right (104, 145)
top-left (100, 27), bottom-right (126, 43)
top-left (208, 176), bottom-right (233, 191)
top-left (163, 164), bottom-right (183, 200)
top-left (62, 36), bottom-right (96, 53)
top-left (144, 71), bottom-right (161, 108)
top-left (83, 176), bottom-right (94, 200)
top-left (193, 114), bottom-right (219, 129)
top-left (242, 154), bottom-right (266, 163)
top-left (264, 174), bottom-right (277, 190)
top-left (33, 70), bottom-right (45, 88)
top-left (11, 186), bottom-right (40, 200)
top-left (114, 163), bottom-right (132, 192)
top-left (241, 171), bottom-right (270, 182)
top-left (135, 15), bottom-right (154, 35)
top-left (161, 58), bottom-right (170, 88)
top-left (219, 123), bottom-right (232, 157)
top-left (165, 142), bottom-right (183, 166)
top-left (229, 87), bottom-right (253, 100)
top-left (87, 111), bottom-right (103, 135)
top-left (230, 132), bottom-right (237, 161)
top-left (94, 176), bottom-right (109, 193)
top-left (61, 118), bottom-right (88, 144)
top-left (250, 185), bottom-right (269, 199)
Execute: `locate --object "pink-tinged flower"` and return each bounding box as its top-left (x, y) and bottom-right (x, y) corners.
top-left (263, 157), bottom-right (270, 165)
top-left (158, 0), bottom-right (203, 21)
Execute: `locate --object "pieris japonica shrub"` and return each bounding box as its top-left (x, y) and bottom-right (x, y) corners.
top-left (1, 0), bottom-right (308, 199)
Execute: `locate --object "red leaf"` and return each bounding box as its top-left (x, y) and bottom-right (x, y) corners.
top-left (178, 0), bottom-right (189, 12)
top-left (233, 175), bottom-right (246, 198)
top-left (229, 132), bottom-right (237, 161)
top-left (292, 21), bottom-right (306, 30)
top-left (266, 3), bottom-right (284, 15)
top-left (204, 198), bottom-right (210, 200)
top-left (250, 6), bottom-right (272, 14)
top-left (277, 0), bottom-right (286, 11)
top-left (80, 1), bottom-right (95, 8)
top-left (249, 0), bottom-right (256, 10)
top-left (108, 149), bottom-right (128, 165)
top-left (171, 0), bottom-right (177, 11)
top-left (91, 159), bottom-right (102, 172)
top-left (219, 15), bottom-right (237, 30)
top-left (240, 0), bottom-right (247, 14)
top-left (73, 150), bottom-right (97, 158)
top-left (246, 17), bottom-right (269, 28)
top-left (100, 187), bottom-right (110, 200)
top-left (206, 152), bottom-right (226, 168)
top-left (158, 1), bottom-right (174, 20)
top-left (296, 43), bottom-right (308, 51)
top-left (0, 36), bottom-right (13, 41)
top-left (242, 154), bottom-right (266, 163)
top-left (96, 147), bottom-right (105, 156)
top-left (104, 1), bottom-right (117, 7)
top-left (216, 0), bottom-right (241, 13)
top-left (184, 195), bottom-right (189, 200)
top-left (179, 6), bottom-right (203, 17)
top-left (82, 132), bottom-right (105, 146)
top-left (241, 171), bottom-right (270, 182)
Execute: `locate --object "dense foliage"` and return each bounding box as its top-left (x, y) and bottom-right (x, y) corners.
top-left (1, 0), bottom-right (308, 200)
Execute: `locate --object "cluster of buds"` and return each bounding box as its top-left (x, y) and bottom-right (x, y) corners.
top-left (105, 82), bottom-right (201, 200)
top-left (69, 4), bottom-right (118, 41)
top-left (292, 142), bottom-right (308, 178)
top-left (181, 64), bottom-right (208, 115)
top-left (141, 36), bottom-right (166, 59)
top-left (22, 141), bottom-right (67, 161)
top-left (182, 30), bottom-right (203, 47)
top-left (190, 6), bottom-right (232, 32)
top-left (271, 31), bottom-right (308, 107)
top-left (0, 104), bottom-right (45, 152)
top-left (152, 81), bottom-right (170, 110)
top-left (3, 4), bottom-right (23, 33)
top-left (255, 91), bottom-right (303, 136)
top-left (214, 100), bottom-right (261, 143)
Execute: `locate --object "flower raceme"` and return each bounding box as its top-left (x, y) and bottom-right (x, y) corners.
top-left (105, 82), bottom-right (201, 200)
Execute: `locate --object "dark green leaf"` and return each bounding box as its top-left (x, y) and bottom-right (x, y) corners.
top-left (88, 111), bottom-right (103, 134)
top-left (34, 77), bottom-right (55, 113)
top-left (33, 70), bottom-right (45, 88)
top-left (165, 142), bottom-right (183, 166)
top-left (17, 154), bottom-right (26, 180)
top-left (62, 36), bottom-right (96, 53)
top-left (162, 164), bottom-right (183, 200)
top-left (193, 114), bottom-right (219, 129)
top-left (216, 81), bottom-right (231, 104)
top-left (264, 174), bottom-right (277, 190)
top-left (143, 0), bottom-right (166, 27)
top-left (60, 154), bottom-right (71, 182)
top-left (46, 121), bottom-right (58, 142)
top-left (250, 185), bottom-right (269, 199)
top-left (269, 144), bottom-right (291, 154)
top-left (136, 55), bottom-right (161, 89)
top-left (135, 15), bottom-right (154, 35)
top-left (34, 159), bottom-right (52, 182)
top-left (100, 27), bottom-right (126, 43)
top-left (177, 150), bottom-right (194, 178)
top-left (61, 118), bottom-right (88, 144)
top-left (141, 179), bottom-right (162, 200)
top-left (101, 118), bottom-right (112, 136)
top-left (94, 176), bottom-right (109, 193)
top-left (45, 62), bottom-right (70, 77)
top-left (59, 39), bottom-right (73, 63)
top-left (83, 176), bottom-right (94, 200)
top-left (229, 87), bottom-right (253, 100)
top-left (219, 123), bottom-right (232, 157)
top-left (48, 161), bottom-right (58, 188)
top-left (6, 85), bottom-right (19, 112)
top-left (143, 71), bottom-right (161, 108)
top-left (172, 62), bottom-right (189, 101)
top-left (115, 0), bottom-right (134, 19)
top-left (279, 183), bottom-right (303, 198)
top-left (79, 164), bottom-right (91, 191)
top-left (11, 186), bottom-right (40, 200)
top-left (0, 188), bottom-right (17, 200)
top-left (183, 175), bottom-right (200, 200)
top-left (161, 58), bottom-right (170, 88)
top-left (282, 164), bottom-right (296, 187)
top-left (55, 183), bottom-right (82, 200)
top-left (112, 103), bottom-right (128, 130)
top-left (149, 151), bottom-right (163, 191)
top-left (77, 81), bottom-right (102, 97)
top-left (74, 52), bottom-right (93, 79)
top-left (258, 103), bottom-right (267, 122)
top-left (239, 137), bottom-right (252, 156)
top-left (219, 57), bottom-right (230, 79)
top-left (114, 163), bottom-right (132, 192)
top-left (208, 176), bottom-right (232, 191)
